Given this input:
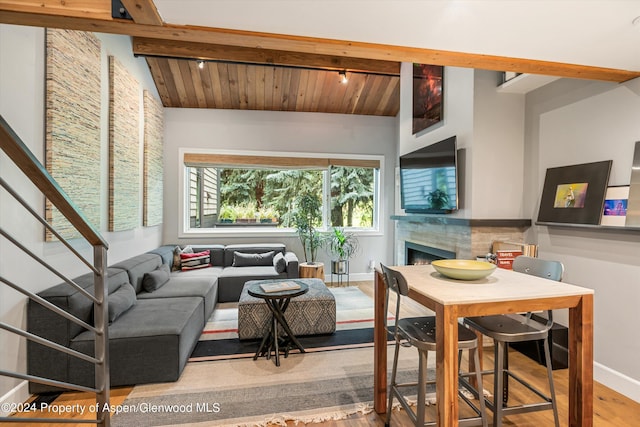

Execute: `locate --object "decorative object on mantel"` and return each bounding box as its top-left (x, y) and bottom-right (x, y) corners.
top-left (412, 63), bottom-right (444, 134)
top-left (600, 185), bottom-right (629, 227)
top-left (109, 55), bottom-right (140, 232)
top-left (143, 90), bottom-right (164, 227)
top-left (45, 28), bottom-right (101, 241)
top-left (626, 141), bottom-right (640, 227)
top-left (537, 160), bottom-right (612, 225)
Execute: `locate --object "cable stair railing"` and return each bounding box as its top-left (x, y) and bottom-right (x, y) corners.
top-left (0, 115), bottom-right (110, 426)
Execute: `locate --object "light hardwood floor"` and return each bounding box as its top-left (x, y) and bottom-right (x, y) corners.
top-left (6, 281), bottom-right (640, 426)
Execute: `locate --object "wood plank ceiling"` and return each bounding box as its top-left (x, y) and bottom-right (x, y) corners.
top-left (145, 57), bottom-right (400, 115)
top-left (3, 0), bottom-right (640, 118)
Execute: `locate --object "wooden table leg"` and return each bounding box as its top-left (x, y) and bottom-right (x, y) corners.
top-left (373, 268), bottom-right (387, 414)
top-left (436, 304), bottom-right (459, 427)
top-left (569, 293), bottom-right (594, 427)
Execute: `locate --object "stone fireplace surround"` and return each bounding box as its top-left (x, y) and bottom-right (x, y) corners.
top-left (393, 215), bottom-right (531, 264)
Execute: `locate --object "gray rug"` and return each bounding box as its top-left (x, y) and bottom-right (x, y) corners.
top-left (111, 346), bottom-right (430, 426)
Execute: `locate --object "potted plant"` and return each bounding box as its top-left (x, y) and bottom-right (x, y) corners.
top-left (235, 203), bottom-right (257, 223)
top-left (258, 206), bottom-right (279, 223)
top-left (293, 193), bottom-right (324, 263)
top-left (217, 205), bottom-right (236, 223)
top-left (328, 227), bottom-right (359, 275)
top-left (427, 189), bottom-right (449, 210)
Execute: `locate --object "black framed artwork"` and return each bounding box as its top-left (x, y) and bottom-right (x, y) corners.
top-left (412, 64), bottom-right (444, 134)
top-left (537, 160), bottom-right (612, 225)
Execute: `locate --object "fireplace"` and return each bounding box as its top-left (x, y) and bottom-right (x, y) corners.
top-left (405, 242), bottom-right (456, 265)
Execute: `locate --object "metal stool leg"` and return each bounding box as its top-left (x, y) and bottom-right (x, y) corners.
top-left (471, 347), bottom-right (489, 427)
top-left (543, 337), bottom-right (560, 427)
top-left (493, 341), bottom-right (504, 427)
top-left (385, 337), bottom-right (402, 427)
top-left (502, 342), bottom-right (509, 406)
top-left (416, 349), bottom-right (428, 426)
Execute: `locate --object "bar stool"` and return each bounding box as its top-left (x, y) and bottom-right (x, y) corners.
top-left (463, 256), bottom-right (563, 427)
top-left (381, 264), bottom-right (487, 427)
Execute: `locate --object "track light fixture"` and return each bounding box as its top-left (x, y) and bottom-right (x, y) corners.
top-left (198, 60), bottom-right (205, 69)
top-left (339, 70), bottom-right (348, 84)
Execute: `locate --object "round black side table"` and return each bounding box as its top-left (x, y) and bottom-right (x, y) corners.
top-left (247, 281), bottom-right (309, 366)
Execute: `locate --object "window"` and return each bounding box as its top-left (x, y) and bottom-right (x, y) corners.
top-left (182, 152), bottom-right (381, 233)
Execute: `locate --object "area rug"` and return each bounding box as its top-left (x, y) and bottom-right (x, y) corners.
top-left (190, 286), bottom-right (392, 362)
top-left (112, 345), bottom-right (428, 427)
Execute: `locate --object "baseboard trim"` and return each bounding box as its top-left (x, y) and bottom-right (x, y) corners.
top-left (0, 380), bottom-right (30, 417)
top-left (594, 361), bottom-right (640, 403)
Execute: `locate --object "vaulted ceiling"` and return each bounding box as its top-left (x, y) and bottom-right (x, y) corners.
top-left (133, 37), bottom-right (401, 116)
top-left (2, 0), bottom-right (639, 117)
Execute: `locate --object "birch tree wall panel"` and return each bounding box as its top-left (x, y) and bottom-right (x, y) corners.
top-left (143, 90), bottom-right (164, 226)
top-left (109, 56), bottom-right (140, 231)
top-left (45, 29), bottom-right (101, 241)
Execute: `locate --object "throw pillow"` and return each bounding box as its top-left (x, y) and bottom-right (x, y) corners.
top-left (273, 252), bottom-right (286, 273)
top-left (233, 251), bottom-right (275, 267)
top-left (142, 264), bottom-right (170, 292)
top-left (172, 245), bottom-right (193, 271)
top-left (180, 250), bottom-right (211, 270)
top-left (108, 283), bottom-right (136, 323)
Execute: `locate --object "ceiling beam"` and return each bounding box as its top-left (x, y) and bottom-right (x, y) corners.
top-left (132, 37), bottom-right (400, 75)
top-left (1, 5), bottom-right (640, 83)
top-left (0, 0), bottom-right (112, 20)
top-left (120, 0), bottom-right (162, 25)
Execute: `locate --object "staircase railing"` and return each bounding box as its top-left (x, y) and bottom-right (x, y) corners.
top-left (0, 115), bottom-right (110, 426)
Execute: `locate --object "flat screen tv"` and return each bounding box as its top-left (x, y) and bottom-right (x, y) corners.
top-left (400, 136), bottom-right (458, 213)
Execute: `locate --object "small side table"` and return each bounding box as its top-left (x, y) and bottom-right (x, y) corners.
top-left (299, 262), bottom-right (324, 280)
top-left (247, 281), bottom-right (309, 366)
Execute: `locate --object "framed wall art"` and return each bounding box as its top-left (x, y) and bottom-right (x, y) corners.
top-left (109, 55), bottom-right (140, 232)
top-left (412, 64), bottom-right (444, 134)
top-left (601, 185), bottom-right (629, 227)
top-left (143, 90), bottom-right (164, 227)
top-left (537, 160), bottom-right (612, 225)
top-left (45, 29), bottom-right (102, 241)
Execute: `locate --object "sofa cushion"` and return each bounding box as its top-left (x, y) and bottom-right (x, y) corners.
top-left (233, 250), bottom-right (275, 267)
top-left (172, 245), bottom-right (193, 271)
top-left (147, 245), bottom-right (176, 269)
top-left (223, 244), bottom-right (286, 267)
top-left (138, 272), bottom-right (220, 320)
top-left (217, 266), bottom-right (285, 302)
top-left (189, 245), bottom-right (225, 267)
top-left (273, 252), bottom-right (287, 273)
top-left (142, 264), bottom-right (171, 292)
top-left (108, 283), bottom-right (136, 323)
top-left (33, 267), bottom-right (130, 338)
top-left (180, 250), bottom-right (211, 271)
top-left (69, 297), bottom-right (204, 388)
top-left (111, 253), bottom-right (162, 294)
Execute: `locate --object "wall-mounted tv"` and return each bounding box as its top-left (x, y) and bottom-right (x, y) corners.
top-left (400, 136), bottom-right (458, 213)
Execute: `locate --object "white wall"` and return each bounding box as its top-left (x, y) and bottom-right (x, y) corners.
top-left (0, 25), bottom-right (162, 408)
top-left (398, 64), bottom-right (525, 218)
top-left (525, 77), bottom-right (640, 401)
top-left (471, 70), bottom-right (525, 218)
top-left (162, 108), bottom-right (398, 278)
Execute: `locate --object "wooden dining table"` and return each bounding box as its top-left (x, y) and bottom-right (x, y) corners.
top-left (373, 264), bottom-right (594, 427)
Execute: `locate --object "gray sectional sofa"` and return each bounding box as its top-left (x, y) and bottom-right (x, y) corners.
top-left (27, 243), bottom-right (299, 394)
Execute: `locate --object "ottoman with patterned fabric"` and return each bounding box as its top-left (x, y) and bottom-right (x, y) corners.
top-left (238, 278), bottom-right (336, 340)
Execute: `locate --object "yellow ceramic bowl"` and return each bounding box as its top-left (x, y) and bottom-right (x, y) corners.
top-left (431, 259), bottom-right (497, 281)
